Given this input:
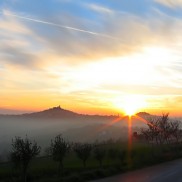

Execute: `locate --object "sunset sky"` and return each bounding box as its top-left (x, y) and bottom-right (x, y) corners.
top-left (1, 0), bottom-right (182, 115)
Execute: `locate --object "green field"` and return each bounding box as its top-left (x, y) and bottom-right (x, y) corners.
top-left (0, 141), bottom-right (181, 182)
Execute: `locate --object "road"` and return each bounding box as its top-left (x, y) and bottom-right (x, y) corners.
top-left (92, 159), bottom-right (182, 182)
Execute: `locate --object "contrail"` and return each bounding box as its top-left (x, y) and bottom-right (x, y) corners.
top-left (2, 11), bottom-right (118, 40)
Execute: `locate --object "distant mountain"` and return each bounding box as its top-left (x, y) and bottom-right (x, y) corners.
top-left (0, 106), bottom-right (116, 120)
top-left (20, 106), bottom-right (79, 119)
top-left (136, 112), bottom-right (151, 117)
top-left (0, 106), bottom-right (151, 121)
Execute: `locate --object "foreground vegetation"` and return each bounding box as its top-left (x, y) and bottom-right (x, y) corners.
top-left (0, 113), bottom-right (182, 182)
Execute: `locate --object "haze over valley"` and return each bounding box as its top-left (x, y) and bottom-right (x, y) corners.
top-left (0, 106), bottom-right (148, 160)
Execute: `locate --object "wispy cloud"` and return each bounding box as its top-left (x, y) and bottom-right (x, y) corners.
top-left (2, 10), bottom-right (117, 40)
top-left (1, 8), bottom-right (182, 69)
top-left (84, 3), bottom-right (114, 15)
top-left (0, 10), bottom-right (39, 67)
top-left (154, 0), bottom-right (182, 8)
top-left (1, 2), bottom-right (182, 114)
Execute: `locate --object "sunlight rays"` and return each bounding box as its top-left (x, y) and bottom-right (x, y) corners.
top-left (96, 115), bottom-right (128, 132)
top-left (134, 115), bottom-right (161, 131)
top-left (127, 115), bottom-right (133, 166)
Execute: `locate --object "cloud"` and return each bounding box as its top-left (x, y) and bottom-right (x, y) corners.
top-left (1, 7), bottom-right (182, 72)
top-left (0, 10), bottom-right (42, 68)
top-left (1, 8), bottom-right (182, 88)
top-left (1, 2), bottom-right (182, 114)
top-left (1, 7), bottom-right (182, 70)
top-left (22, 12), bottom-right (153, 63)
top-left (154, 0), bottom-right (182, 8)
top-left (3, 11), bottom-right (117, 39)
top-left (84, 3), bottom-right (114, 15)
top-left (0, 46), bottom-right (37, 67)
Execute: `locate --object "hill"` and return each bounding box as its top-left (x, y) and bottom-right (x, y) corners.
top-left (21, 106), bottom-right (79, 118)
top-left (136, 112), bottom-right (151, 117)
top-left (0, 106), bottom-right (117, 120)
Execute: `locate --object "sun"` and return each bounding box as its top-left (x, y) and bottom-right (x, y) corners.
top-left (114, 95), bottom-right (147, 116)
top-left (123, 104), bottom-right (138, 116)
top-left (123, 95), bottom-right (147, 116)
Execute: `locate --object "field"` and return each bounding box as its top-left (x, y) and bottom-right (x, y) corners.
top-left (0, 140), bottom-right (181, 182)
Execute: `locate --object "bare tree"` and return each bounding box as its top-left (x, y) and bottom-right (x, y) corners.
top-left (141, 114), bottom-right (166, 145)
top-left (11, 136), bottom-right (41, 182)
top-left (117, 150), bottom-right (126, 166)
top-left (50, 134), bottom-right (70, 175)
top-left (168, 120), bottom-right (182, 154)
top-left (141, 113), bottom-right (181, 147)
top-left (158, 113), bottom-right (171, 144)
top-left (94, 147), bottom-right (105, 167)
top-left (169, 120), bottom-right (181, 144)
top-left (142, 115), bottom-right (161, 145)
top-left (74, 143), bottom-right (92, 168)
top-left (107, 148), bottom-right (118, 165)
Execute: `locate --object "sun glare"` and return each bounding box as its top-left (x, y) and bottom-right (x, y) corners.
top-left (114, 95), bottom-right (147, 116)
top-left (124, 104), bottom-right (137, 116)
top-left (123, 95), bottom-right (147, 116)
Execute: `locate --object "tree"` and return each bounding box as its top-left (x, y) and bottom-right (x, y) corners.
top-left (94, 147), bottom-right (105, 167)
top-left (141, 113), bottom-right (171, 145)
top-left (140, 113), bottom-right (182, 158)
top-left (141, 115), bottom-right (160, 145)
top-left (74, 143), bottom-right (92, 168)
top-left (170, 120), bottom-right (181, 144)
top-left (168, 120), bottom-right (182, 154)
top-left (108, 148), bottom-right (118, 160)
top-left (117, 150), bottom-right (126, 166)
top-left (50, 134), bottom-right (70, 175)
top-left (11, 136), bottom-right (41, 182)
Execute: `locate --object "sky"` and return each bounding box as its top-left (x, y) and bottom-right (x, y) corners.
top-left (1, 0), bottom-right (182, 115)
